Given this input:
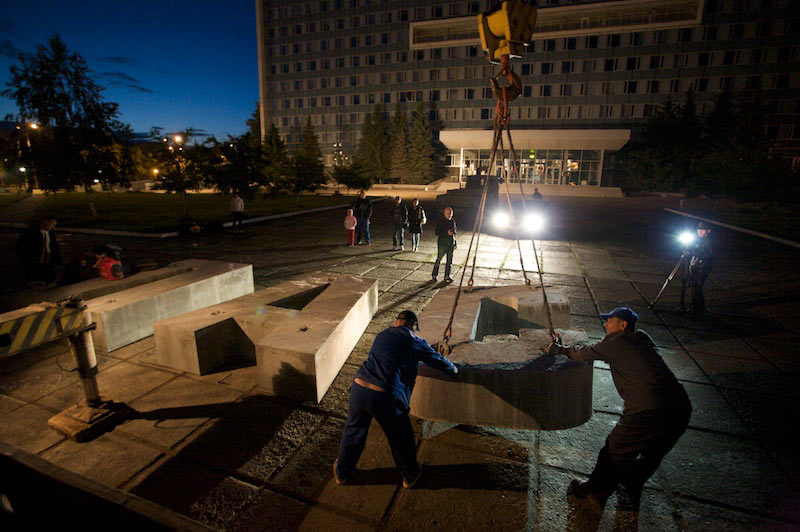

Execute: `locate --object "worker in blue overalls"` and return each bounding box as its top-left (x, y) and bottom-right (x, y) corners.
top-left (334, 310), bottom-right (459, 488)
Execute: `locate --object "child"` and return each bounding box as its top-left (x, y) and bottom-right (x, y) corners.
top-left (344, 208), bottom-right (357, 246)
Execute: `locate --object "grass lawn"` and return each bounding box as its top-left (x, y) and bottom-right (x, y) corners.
top-left (0, 193), bottom-right (29, 209)
top-left (28, 192), bottom-right (356, 232)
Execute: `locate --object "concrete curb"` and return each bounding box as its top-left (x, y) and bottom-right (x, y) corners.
top-left (0, 197), bottom-right (390, 239)
top-left (664, 208), bottom-right (800, 249)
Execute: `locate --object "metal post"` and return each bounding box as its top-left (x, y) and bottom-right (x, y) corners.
top-left (66, 298), bottom-right (100, 406)
top-left (649, 254), bottom-right (685, 308)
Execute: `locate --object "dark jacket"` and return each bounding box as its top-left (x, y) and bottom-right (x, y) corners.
top-left (353, 196), bottom-right (373, 219)
top-left (689, 235), bottom-right (713, 272)
top-left (558, 329), bottom-right (691, 416)
top-left (409, 204), bottom-right (426, 233)
top-left (16, 225), bottom-right (60, 266)
top-left (435, 216), bottom-right (457, 249)
top-left (355, 325), bottom-right (457, 410)
top-left (390, 202), bottom-right (409, 227)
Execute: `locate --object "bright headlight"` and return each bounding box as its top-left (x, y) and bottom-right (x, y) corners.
top-left (678, 231), bottom-right (695, 246)
top-left (492, 212), bottom-right (511, 228)
top-left (523, 213), bottom-right (545, 232)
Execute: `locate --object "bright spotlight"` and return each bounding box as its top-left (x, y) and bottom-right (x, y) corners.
top-left (678, 232), bottom-right (695, 246)
top-left (523, 213), bottom-right (545, 232)
top-left (492, 211), bottom-right (510, 228)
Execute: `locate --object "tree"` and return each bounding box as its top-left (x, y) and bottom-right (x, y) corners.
top-left (406, 102), bottom-right (435, 184)
top-left (388, 104), bottom-right (411, 184)
top-left (2, 35), bottom-right (132, 215)
top-left (355, 105), bottom-right (390, 184)
top-left (208, 133), bottom-right (267, 197)
top-left (290, 117), bottom-right (326, 194)
top-left (262, 122), bottom-right (291, 193)
top-left (150, 128), bottom-right (209, 219)
top-left (332, 162), bottom-right (370, 192)
top-left (246, 102), bottom-right (261, 143)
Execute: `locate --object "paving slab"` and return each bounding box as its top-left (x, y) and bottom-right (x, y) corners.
top-left (40, 431), bottom-right (162, 489)
top-left (0, 402), bottom-right (65, 454)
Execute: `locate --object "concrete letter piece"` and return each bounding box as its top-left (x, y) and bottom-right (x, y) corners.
top-left (153, 274), bottom-right (378, 403)
top-left (410, 285), bottom-right (593, 430)
top-left (88, 259), bottom-right (254, 352)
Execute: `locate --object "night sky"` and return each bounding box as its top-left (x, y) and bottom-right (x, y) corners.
top-left (0, 0), bottom-right (257, 140)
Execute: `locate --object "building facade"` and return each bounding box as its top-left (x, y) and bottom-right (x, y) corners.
top-left (256, 0), bottom-right (799, 187)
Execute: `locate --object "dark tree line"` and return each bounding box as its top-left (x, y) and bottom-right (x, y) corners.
top-left (620, 91), bottom-right (797, 202)
top-left (2, 36), bottom-right (327, 214)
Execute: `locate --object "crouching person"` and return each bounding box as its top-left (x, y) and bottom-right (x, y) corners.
top-left (334, 310), bottom-right (458, 488)
top-left (549, 307), bottom-right (692, 514)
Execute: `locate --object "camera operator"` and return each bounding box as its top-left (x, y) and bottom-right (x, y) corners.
top-left (680, 221), bottom-right (713, 313)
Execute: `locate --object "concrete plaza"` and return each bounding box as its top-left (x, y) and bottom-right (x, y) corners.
top-left (1, 196), bottom-right (799, 530)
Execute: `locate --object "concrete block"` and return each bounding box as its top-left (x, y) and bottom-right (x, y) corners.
top-left (153, 274), bottom-right (378, 403)
top-left (88, 259), bottom-right (253, 352)
top-left (409, 285), bottom-right (593, 430)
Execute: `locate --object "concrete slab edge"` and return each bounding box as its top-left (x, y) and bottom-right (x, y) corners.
top-left (0, 440), bottom-right (213, 530)
top-left (664, 208), bottom-right (800, 249)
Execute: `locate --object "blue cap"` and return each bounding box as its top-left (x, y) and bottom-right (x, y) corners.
top-left (599, 307), bottom-right (638, 328)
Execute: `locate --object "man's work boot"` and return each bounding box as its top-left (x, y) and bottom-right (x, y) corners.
top-left (567, 479), bottom-right (606, 513)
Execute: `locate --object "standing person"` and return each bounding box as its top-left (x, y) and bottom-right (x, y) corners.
top-left (344, 208), bottom-right (357, 246)
top-left (390, 196), bottom-right (409, 251)
top-left (549, 307), bottom-right (692, 514)
top-left (16, 215), bottom-right (61, 287)
top-left (680, 221), bottom-right (713, 313)
top-left (334, 310), bottom-right (459, 488)
top-left (408, 198), bottom-right (427, 252)
top-left (353, 190), bottom-right (373, 245)
top-left (230, 192), bottom-right (245, 231)
top-left (432, 207), bottom-right (456, 283)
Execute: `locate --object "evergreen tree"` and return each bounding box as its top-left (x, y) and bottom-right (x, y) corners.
top-left (389, 104), bottom-right (410, 184)
top-left (290, 117), bottom-right (326, 193)
top-left (263, 122), bottom-right (291, 193)
top-left (406, 102), bottom-right (435, 184)
top-left (3, 35), bottom-right (132, 214)
top-left (355, 105), bottom-right (390, 184)
top-left (246, 101), bottom-right (261, 143)
top-left (332, 162), bottom-right (370, 192)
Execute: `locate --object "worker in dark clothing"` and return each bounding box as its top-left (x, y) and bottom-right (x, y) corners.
top-left (353, 190), bottom-right (373, 245)
top-left (549, 307), bottom-right (692, 513)
top-left (680, 221), bottom-right (713, 313)
top-left (16, 215), bottom-right (61, 287)
top-left (390, 196), bottom-right (409, 250)
top-left (432, 206), bottom-right (457, 283)
top-left (334, 310), bottom-right (458, 488)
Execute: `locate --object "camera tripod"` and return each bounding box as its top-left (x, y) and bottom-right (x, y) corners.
top-left (648, 253), bottom-right (687, 309)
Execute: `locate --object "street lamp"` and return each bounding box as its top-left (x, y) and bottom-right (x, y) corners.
top-left (173, 135), bottom-right (183, 144)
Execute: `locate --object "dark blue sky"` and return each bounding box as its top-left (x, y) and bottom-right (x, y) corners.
top-left (0, 0), bottom-right (257, 139)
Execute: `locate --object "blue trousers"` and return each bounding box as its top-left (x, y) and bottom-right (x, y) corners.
top-left (336, 383), bottom-right (419, 480)
top-left (355, 217), bottom-right (370, 244)
top-left (393, 224), bottom-right (405, 247)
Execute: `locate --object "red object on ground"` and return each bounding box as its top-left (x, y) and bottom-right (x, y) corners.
top-left (97, 256), bottom-right (124, 280)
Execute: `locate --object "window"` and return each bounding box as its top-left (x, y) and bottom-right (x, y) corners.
top-left (746, 75), bottom-right (761, 90)
top-left (696, 78), bottom-right (709, 92)
top-left (730, 24), bottom-right (744, 39)
top-left (630, 32), bottom-right (643, 46)
top-left (649, 55), bottom-right (663, 69)
top-left (382, 93), bottom-right (391, 103)
top-left (673, 54), bottom-right (687, 68)
top-left (415, 50), bottom-right (424, 61)
top-left (565, 37), bottom-right (576, 50)
top-left (561, 61), bottom-right (573, 73)
top-left (294, 80), bottom-right (302, 90)
top-left (430, 90), bottom-right (440, 101)
top-left (292, 43), bottom-right (300, 54)
top-left (607, 34), bottom-right (620, 47)
top-left (381, 33), bottom-right (389, 44)
top-left (751, 49), bottom-right (765, 64)
top-left (522, 64), bottom-right (531, 75)
top-left (320, 41), bottom-right (328, 52)
top-left (335, 38), bottom-right (343, 49)
top-left (367, 55), bottom-right (375, 65)
top-left (296, 99), bottom-right (303, 108)
top-left (468, 2), bottom-right (480, 14)
top-left (599, 105), bottom-right (613, 118)
top-left (560, 84), bottom-right (572, 96)
top-left (777, 47), bottom-right (791, 62)
top-left (654, 30), bottom-right (667, 44)
top-left (538, 107), bottom-right (550, 119)
top-left (541, 62), bottom-right (553, 75)
top-left (467, 46), bottom-right (478, 57)
top-left (336, 58), bottom-right (344, 68)
top-left (698, 53), bottom-right (710, 67)
top-left (523, 86), bottom-right (532, 97)
top-left (351, 36), bottom-right (358, 48)
top-left (643, 104), bottom-right (654, 117)
top-left (720, 76), bottom-right (734, 91)
top-left (585, 36), bottom-right (598, 48)
top-left (336, 18), bottom-right (345, 29)
top-left (429, 70), bottom-right (440, 81)
top-left (601, 82), bottom-right (611, 95)
top-left (432, 5), bottom-right (443, 17)
top-left (352, 56), bottom-right (360, 67)
top-left (703, 26), bottom-right (718, 40)
top-left (353, 95), bottom-right (360, 105)
top-left (678, 28), bottom-right (692, 42)
top-left (669, 79), bottom-right (680, 93)
top-left (604, 58), bottom-right (616, 72)
top-left (647, 80), bottom-right (660, 93)
top-left (544, 39), bottom-right (556, 51)
top-left (540, 85), bottom-right (552, 97)
top-left (624, 81), bottom-right (637, 94)
top-left (480, 109), bottom-right (490, 120)
top-left (723, 50), bottom-right (737, 65)
top-left (465, 88), bottom-right (475, 99)
top-left (350, 75), bottom-right (357, 86)
top-left (399, 10), bottom-right (408, 21)
top-left (626, 57), bottom-right (638, 71)
top-left (757, 21), bottom-right (772, 37)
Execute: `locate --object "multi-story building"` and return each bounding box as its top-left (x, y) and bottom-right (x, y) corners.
top-left (256, 0), bottom-right (799, 187)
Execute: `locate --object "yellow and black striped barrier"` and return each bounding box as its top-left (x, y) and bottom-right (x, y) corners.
top-left (0, 303), bottom-right (86, 358)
